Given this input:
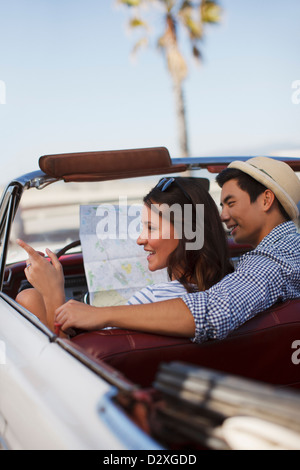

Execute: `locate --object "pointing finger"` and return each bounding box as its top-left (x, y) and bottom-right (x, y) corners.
top-left (17, 239), bottom-right (41, 259)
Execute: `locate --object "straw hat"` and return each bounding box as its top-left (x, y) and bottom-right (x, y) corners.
top-left (228, 157), bottom-right (300, 220)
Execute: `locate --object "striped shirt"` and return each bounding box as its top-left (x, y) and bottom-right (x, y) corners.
top-left (182, 221), bottom-right (300, 344)
top-left (127, 280), bottom-right (189, 305)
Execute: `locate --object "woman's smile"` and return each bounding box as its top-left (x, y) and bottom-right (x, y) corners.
top-left (137, 204), bottom-right (179, 272)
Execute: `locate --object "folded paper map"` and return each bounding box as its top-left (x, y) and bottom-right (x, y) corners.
top-left (80, 204), bottom-right (168, 306)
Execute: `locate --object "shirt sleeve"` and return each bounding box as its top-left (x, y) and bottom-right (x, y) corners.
top-left (126, 285), bottom-right (156, 305)
top-left (182, 250), bottom-right (288, 343)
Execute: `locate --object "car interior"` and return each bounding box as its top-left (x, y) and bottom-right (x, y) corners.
top-left (1, 147), bottom-right (300, 448)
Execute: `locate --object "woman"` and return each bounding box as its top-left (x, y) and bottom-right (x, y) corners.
top-left (16, 177), bottom-right (233, 333)
top-left (128, 176), bottom-right (232, 304)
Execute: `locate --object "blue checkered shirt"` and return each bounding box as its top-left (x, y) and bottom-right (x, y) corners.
top-left (182, 221), bottom-right (300, 343)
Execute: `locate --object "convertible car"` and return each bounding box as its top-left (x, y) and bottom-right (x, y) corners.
top-left (0, 147), bottom-right (300, 451)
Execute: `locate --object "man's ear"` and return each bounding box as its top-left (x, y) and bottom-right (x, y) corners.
top-left (262, 189), bottom-right (276, 212)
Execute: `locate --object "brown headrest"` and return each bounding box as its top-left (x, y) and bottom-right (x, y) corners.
top-left (39, 147), bottom-right (188, 182)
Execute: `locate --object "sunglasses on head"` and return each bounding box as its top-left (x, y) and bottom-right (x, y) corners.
top-left (155, 177), bottom-right (193, 203)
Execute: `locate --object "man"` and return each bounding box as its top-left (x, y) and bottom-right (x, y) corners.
top-left (184, 156), bottom-right (300, 342)
top-left (20, 157), bottom-right (300, 342)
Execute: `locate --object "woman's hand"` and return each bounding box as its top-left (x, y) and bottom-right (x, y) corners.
top-left (17, 239), bottom-right (66, 330)
top-left (55, 299), bottom-right (105, 332)
top-left (17, 239), bottom-right (64, 297)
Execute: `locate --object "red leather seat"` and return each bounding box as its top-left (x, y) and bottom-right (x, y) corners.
top-left (69, 298), bottom-right (300, 389)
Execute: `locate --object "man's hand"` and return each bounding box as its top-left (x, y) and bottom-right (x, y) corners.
top-left (55, 299), bottom-right (105, 333)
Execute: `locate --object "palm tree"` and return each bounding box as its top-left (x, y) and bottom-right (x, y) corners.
top-left (117, 0), bottom-right (221, 157)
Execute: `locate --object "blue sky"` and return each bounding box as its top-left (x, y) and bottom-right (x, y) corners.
top-left (0, 0), bottom-right (299, 184)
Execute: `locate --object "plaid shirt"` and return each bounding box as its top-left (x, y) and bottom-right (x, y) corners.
top-left (182, 221), bottom-right (300, 343)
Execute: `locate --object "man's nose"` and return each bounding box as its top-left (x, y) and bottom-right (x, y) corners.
top-left (220, 206), bottom-right (230, 222)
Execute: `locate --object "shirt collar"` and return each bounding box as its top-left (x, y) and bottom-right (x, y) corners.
top-left (257, 221), bottom-right (297, 249)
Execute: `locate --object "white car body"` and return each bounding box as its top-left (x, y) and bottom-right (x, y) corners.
top-left (0, 293), bottom-right (162, 450)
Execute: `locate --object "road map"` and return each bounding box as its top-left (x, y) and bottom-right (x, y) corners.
top-left (80, 204), bottom-right (168, 306)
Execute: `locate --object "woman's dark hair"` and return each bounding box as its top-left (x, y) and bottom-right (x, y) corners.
top-left (216, 168), bottom-right (290, 220)
top-left (143, 177), bottom-right (233, 293)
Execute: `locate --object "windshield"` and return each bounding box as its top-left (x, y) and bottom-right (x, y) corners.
top-left (7, 176), bottom-right (165, 264)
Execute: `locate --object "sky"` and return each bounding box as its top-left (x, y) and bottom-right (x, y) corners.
top-left (0, 0), bottom-right (300, 185)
